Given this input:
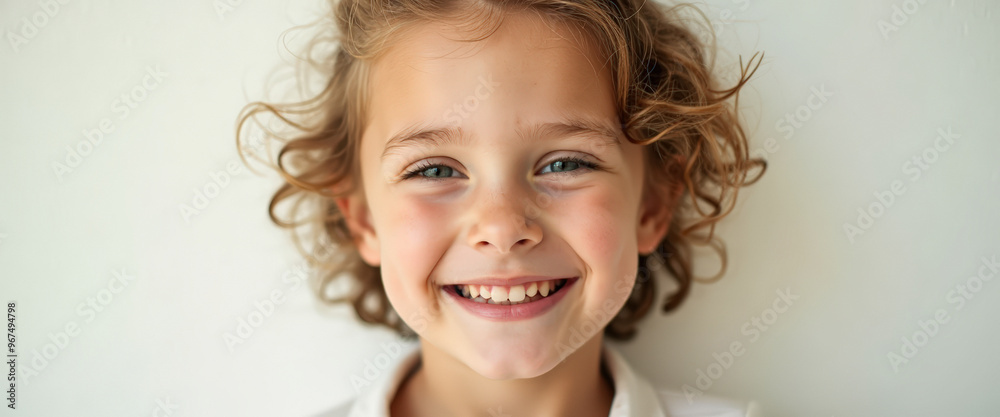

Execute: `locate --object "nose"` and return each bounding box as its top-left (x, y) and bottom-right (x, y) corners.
top-left (465, 185), bottom-right (544, 255)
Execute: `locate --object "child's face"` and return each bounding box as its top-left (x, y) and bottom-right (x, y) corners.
top-left (337, 12), bottom-right (674, 379)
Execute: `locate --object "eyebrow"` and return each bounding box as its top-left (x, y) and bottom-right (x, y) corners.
top-left (380, 117), bottom-right (623, 161)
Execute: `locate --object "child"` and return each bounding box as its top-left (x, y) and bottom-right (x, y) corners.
top-left (237, 0), bottom-right (765, 415)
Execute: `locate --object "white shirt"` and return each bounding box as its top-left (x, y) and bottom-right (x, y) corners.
top-left (315, 342), bottom-right (759, 417)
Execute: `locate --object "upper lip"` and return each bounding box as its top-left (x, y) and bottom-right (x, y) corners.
top-left (441, 275), bottom-right (573, 287)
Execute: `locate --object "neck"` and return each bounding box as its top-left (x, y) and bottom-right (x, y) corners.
top-left (391, 335), bottom-right (614, 417)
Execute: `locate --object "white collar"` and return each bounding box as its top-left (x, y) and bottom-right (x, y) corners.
top-left (337, 341), bottom-right (754, 417)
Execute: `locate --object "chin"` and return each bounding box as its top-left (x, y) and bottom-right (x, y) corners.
top-left (462, 339), bottom-right (561, 380)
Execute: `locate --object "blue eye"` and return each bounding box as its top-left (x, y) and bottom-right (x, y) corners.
top-left (400, 163), bottom-right (461, 180)
top-left (538, 157), bottom-right (599, 175)
top-left (401, 157), bottom-right (600, 181)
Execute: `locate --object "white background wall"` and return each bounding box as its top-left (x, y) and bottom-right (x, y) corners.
top-left (1, 0), bottom-right (997, 416)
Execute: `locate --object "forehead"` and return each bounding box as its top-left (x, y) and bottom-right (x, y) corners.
top-left (362, 10), bottom-right (618, 152)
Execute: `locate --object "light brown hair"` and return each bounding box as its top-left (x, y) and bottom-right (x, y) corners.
top-left (236, 0), bottom-right (766, 340)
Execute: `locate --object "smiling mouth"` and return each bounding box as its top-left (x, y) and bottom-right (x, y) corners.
top-left (448, 279), bottom-right (569, 305)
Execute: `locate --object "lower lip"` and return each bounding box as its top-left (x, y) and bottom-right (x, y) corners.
top-left (443, 278), bottom-right (578, 321)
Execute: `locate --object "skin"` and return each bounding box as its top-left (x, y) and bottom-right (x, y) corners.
top-left (335, 10), bottom-right (682, 417)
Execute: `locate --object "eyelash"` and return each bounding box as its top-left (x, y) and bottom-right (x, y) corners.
top-left (400, 157), bottom-right (602, 181)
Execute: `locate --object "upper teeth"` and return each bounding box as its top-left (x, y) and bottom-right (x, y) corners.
top-left (456, 280), bottom-right (564, 304)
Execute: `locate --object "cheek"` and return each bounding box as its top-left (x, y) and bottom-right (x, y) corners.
top-left (376, 195), bottom-right (455, 320)
top-left (555, 184), bottom-right (635, 271)
top-left (552, 183), bottom-right (639, 309)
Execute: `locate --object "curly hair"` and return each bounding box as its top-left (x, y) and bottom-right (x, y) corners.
top-left (235, 0), bottom-right (766, 341)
